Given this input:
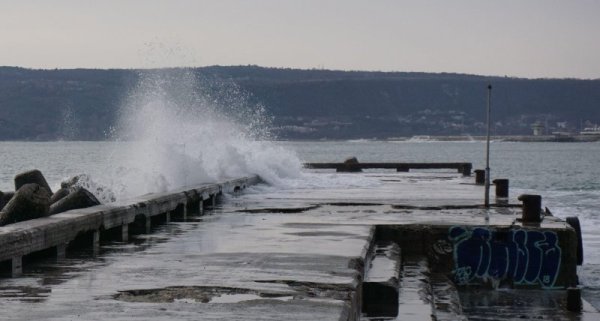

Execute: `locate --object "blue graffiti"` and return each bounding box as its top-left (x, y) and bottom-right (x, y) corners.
top-left (449, 226), bottom-right (562, 288)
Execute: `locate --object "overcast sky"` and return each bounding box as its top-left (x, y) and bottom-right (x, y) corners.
top-left (1, 0), bottom-right (599, 79)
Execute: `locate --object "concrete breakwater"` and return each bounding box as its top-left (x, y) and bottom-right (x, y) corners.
top-left (0, 170), bottom-right (108, 227)
top-left (0, 167), bottom-right (596, 320)
top-left (0, 175), bottom-right (261, 277)
top-left (396, 135), bottom-right (600, 142)
top-left (304, 161), bottom-right (472, 175)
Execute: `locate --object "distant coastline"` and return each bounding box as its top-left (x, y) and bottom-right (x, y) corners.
top-left (391, 135), bottom-right (600, 142)
top-left (1, 134), bottom-right (600, 143)
top-left (274, 135), bottom-right (600, 142)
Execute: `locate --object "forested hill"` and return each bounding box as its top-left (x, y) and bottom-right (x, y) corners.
top-left (1, 65), bottom-right (599, 140)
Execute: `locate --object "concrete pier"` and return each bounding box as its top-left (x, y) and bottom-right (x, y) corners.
top-left (304, 162), bottom-right (472, 175)
top-left (0, 170), bottom-right (596, 320)
top-left (0, 175), bottom-right (261, 277)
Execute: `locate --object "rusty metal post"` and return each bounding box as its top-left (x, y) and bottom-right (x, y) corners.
top-left (474, 170), bottom-right (485, 185)
top-left (461, 164), bottom-right (472, 176)
top-left (493, 179), bottom-right (509, 198)
top-left (566, 287), bottom-right (582, 312)
top-left (518, 194), bottom-right (542, 223)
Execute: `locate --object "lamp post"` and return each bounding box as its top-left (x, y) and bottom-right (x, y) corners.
top-left (484, 84), bottom-right (492, 208)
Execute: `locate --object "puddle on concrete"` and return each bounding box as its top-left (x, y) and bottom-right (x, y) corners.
top-left (254, 280), bottom-right (353, 301)
top-left (391, 204), bottom-right (520, 212)
top-left (210, 293), bottom-right (294, 303)
top-left (285, 231), bottom-right (361, 237)
top-left (0, 286), bottom-right (51, 303)
top-left (282, 223), bottom-right (341, 229)
top-left (392, 204), bottom-right (482, 210)
top-left (324, 202), bottom-right (383, 206)
top-left (114, 286), bottom-right (291, 304)
top-left (209, 293), bottom-right (264, 303)
top-left (459, 289), bottom-right (580, 320)
top-left (237, 205), bottom-right (321, 213)
top-left (0, 224), bottom-right (194, 303)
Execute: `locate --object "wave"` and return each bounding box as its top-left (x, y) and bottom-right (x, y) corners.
top-left (82, 69), bottom-right (303, 201)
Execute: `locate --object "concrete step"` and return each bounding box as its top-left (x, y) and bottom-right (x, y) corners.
top-left (430, 273), bottom-right (468, 321)
top-left (460, 289), bottom-right (600, 321)
top-left (395, 255), bottom-right (435, 321)
top-left (361, 253), bottom-right (464, 321)
top-left (362, 243), bottom-right (401, 318)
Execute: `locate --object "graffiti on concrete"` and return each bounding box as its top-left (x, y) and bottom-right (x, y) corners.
top-left (448, 226), bottom-right (562, 288)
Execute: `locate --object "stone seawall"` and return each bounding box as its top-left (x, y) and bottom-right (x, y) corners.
top-left (0, 175), bottom-right (261, 277)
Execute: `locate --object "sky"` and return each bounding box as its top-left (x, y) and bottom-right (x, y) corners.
top-left (1, 0), bottom-right (599, 79)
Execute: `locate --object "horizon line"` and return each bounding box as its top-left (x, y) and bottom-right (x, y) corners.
top-left (1, 64), bottom-right (598, 82)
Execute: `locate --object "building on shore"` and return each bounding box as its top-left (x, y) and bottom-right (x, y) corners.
top-left (532, 122), bottom-right (545, 136)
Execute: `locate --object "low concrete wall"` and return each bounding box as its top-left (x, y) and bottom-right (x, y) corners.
top-left (376, 217), bottom-right (578, 289)
top-left (0, 175), bottom-right (262, 277)
top-left (304, 162), bottom-right (472, 175)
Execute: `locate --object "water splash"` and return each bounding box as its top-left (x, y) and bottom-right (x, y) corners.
top-left (58, 103), bottom-right (79, 141)
top-left (94, 68), bottom-right (302, 201)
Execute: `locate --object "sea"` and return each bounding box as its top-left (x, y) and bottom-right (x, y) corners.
top-left (0, 140), bottom-right (598, 309)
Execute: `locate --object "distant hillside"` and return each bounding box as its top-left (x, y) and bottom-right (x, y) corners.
top-left (1, 66), bottom-right (599, 140)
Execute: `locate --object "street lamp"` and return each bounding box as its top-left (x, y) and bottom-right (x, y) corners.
top-left (484, 84), bottom-right (492, 207)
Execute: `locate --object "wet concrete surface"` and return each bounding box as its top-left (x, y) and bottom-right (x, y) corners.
top-left (0, 172), bottom-right (596, 320)
top-left (460, 289), bottom-right (599, 321)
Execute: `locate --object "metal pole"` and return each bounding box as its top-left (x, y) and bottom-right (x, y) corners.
top-left (484, 84), bottom-right (492, 207)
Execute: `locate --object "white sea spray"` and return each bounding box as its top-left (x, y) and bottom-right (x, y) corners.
top-left (84, 68), bottom-right (302, 201)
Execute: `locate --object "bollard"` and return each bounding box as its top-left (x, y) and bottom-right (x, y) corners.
top-left (566, 287), bottom-right (582, 312)
top-left (493, 179), bottom-right (509, 198)
top-left (518, 194), bottom-right (542, 223)
top-left (460, 164), bottom-right (472, 176)
top-left (474, 170), bottom-right (485, 185)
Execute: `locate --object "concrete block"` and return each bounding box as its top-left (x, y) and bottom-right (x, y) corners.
top-left (56, 243), bottom-right (67, 260)
top-left (121, 225), bottom-right (129, 242)
top-left (11, 256), bottom-right (22, 277)
top-left (92, 230), bottom-right (100, 256)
